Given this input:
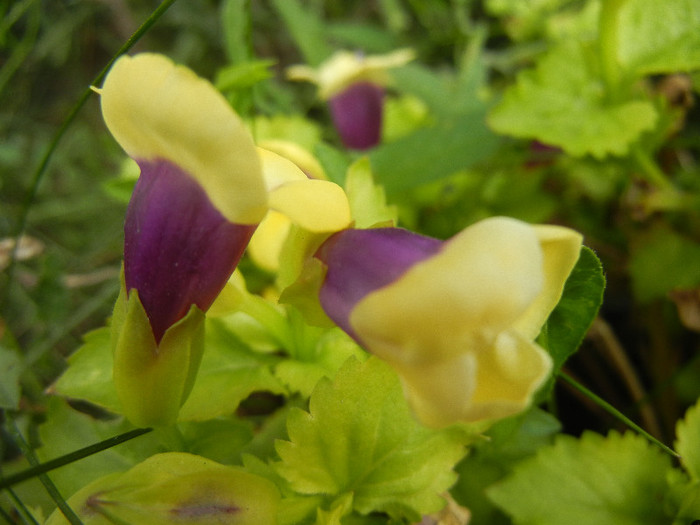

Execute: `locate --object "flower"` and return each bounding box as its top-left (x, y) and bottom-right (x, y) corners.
top-left (313, 217), bottom-right (582, 427)
top-left (101, 53), bottom-right (350, 426)
top-left (288, 49), bottom-right (414, 150)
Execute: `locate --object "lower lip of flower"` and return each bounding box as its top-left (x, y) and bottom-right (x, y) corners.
top-left (124, 158), bottom-right (256, 343)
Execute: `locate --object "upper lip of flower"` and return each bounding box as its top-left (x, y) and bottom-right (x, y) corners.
top-left (286, 48), bottom-right (415, 99)
top-left (100, 52), bottom-right (268, 226)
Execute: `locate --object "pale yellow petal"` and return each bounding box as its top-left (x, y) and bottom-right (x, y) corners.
top-left (258, 139), bottom-right (327, 180)
top-left (101, 53), bottom-right (267, 224)
top-left (247, 211), bottom-right (293, 272)
top-left (257, 147), bottom-right (307, 191)
top-left (268, 179), bottom-right (351, 233)
top-left (394, 331), bottom-right (551, 428)
top-left (512, 225), bottom-right (583, 339)
top-left (288, 48), bottom-right (415, 99)
top-left (350, 217), bottom-right (544, 364)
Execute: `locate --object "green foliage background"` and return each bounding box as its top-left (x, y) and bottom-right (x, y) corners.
top-left (2, 0), bottom-right (700, 523)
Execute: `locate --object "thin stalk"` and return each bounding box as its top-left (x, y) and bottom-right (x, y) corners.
top-left (0, 427), bottom-right (152, 490)
top-left (6, 417), bottom-right (82, 525)
top-left (558, 372), bottom-right (680, 458)
top-left (2, 485), bottom-right (40, 525)
top-left (632, 144), bottom-right (675, 191)
top-left (0, 0), bottom-right (178, 312)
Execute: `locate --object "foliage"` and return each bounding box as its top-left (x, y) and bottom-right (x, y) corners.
top-left (2, 0), bottom-right (700, 524)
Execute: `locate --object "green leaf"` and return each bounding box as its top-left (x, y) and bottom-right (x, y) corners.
top-left (629, 225), bottom-right (700, 303)
top-left (221, 0), bottom-right (252, 63)
top-left (253, 114), bottom-right (323, 151)
top-left (618, 0), bottom-right (700, 76)
top-left (52, 327), bottom-right (121, 413)
top-left (0, 346), bottom-right (22, 409)
top-left (370, 111), bottom-right (500, 195)
top-left (275, 357), bottom-right (467, 520)
top-left (269, 0), bottom-right (331, 66)
top-left (274, 329), bottom-right (367, 398)
top-left (37, 398), bottom-right (162, 500)
top-left (344, 157), bottom-right (397, 229)
top-left (215, 59), bottom-right (276, 92)
top-left (178, 318), bottom-right (286, 421)
top-left (488, 431), bottom-right (673, 525)
top-left (52, 318), bottom-right (287, 422)
top-left (452, 408), bottom-right (561, 524)
top-left (541, 246), bottom-right (606, 374)
top-left (676, 399), bottom-right (700, 481)
top-left (488, 41), bottom-right (657, 158)
top-left (45, 452), bottom-right (280, 525)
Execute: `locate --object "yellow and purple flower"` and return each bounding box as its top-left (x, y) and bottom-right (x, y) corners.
top-left (101, 53), bottom-right (350, 426)
top-left (288, 49), bottom-right (414, 150)
top-left (313, 217), bottom-right (582, 428)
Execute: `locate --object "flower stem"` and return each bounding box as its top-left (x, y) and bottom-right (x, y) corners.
top-left (0, 0), bottom-right (178, 313)
top-left (558, 372), bottom-right (680, 458)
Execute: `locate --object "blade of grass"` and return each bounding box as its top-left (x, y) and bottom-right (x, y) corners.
top-left (1, 485), bottom-right (40, 525)
top-left (0, 0), bottom-right (178, 313)
top-left (558, 371), bottom-right (680, 458)
top-left (6, 415), bottom-right (82, 525)
top-left (0, 427), bottom-right (152, 491)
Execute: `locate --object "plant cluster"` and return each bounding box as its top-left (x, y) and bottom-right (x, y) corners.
top-left (2, 1), bottom-right (700, 524)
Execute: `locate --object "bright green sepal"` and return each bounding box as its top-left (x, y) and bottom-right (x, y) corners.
top-left (488, 40), bottom-right (657, 159)
top-left (45, 452), bottom-right (280, 525)
top-left (112, 285), bottom-right (205, 427)
top-left (487, 431), bottom-right (674, 525)
top-left (275, 357), bottom-right (469, 521)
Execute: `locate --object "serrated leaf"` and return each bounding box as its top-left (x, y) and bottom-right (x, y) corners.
top-left (344, 157), bottom-right (397, 229)
top-left (676, 399), bottom-right (700, 481)
top-left (618, 0), bottom-right (700, 76)
top-left (274, 328), bottom-right (367, 398)
top-left (488, 41), bottom-right (657, 158)
top-left (488, 431), bottom-right (673, 525)
top-left (542, 246), bottom-right (605, 374)
top-left (275, 357), bottom-right (467, 519)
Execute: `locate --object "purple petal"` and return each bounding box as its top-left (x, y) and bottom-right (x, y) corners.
top-left (328, 82), bottom-right (384, 150)
top-left (315, 228), bottom-right (442, 340)
top-left (124, 159), bottom-right (256, 343)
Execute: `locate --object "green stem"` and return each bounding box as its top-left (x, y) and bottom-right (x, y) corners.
top-left (558, 372), bottom-right (680, 458)
top-left (0, 427), bottom-right (152, 490)
top-left (6, 416), bottom-right (82, 525)
top-left (0, 0), bottom-right (178, 313)
top-left (598, 0), bottom-right (626, 100)
top-left (632, 145), bottom-right (674, 191)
